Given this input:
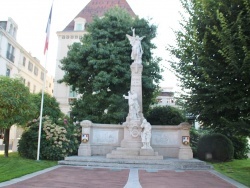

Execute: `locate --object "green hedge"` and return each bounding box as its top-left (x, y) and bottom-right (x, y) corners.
top-left (146, 106), bottom-right (186, 125)
top-left (197, 133), bottom-right (234, 162)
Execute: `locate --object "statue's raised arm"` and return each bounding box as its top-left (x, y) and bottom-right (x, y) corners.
top-left (126, 28), bottom-right (145, 64)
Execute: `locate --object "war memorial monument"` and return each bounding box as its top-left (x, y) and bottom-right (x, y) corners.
top-left (58, 29), bottom-right (208, 170)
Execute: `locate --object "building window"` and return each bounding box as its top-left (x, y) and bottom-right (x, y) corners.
top-left (13, 27), bottom-right (16, 38)
top-left (33, 85), bottom-right (36, 93)
top-left (9, 24), bottom-right (13, 34)
top-left (27, 82), bottom-right (30, 89)
top-left (23, 57), bottom-right (26, 66)
top-left (69, 86), bottom-right (77, 98)
top-left (28, 61), bottom-right (33, 71)
top-left (40, 72), bottom-right (44, 80)
top-left (75, 23), bottom-right (83, 31)
top-left (6, 43), bottom-right (15, 62)
top-left (62, 36), bottom-right (65, 39)
top-left (6, 68), bottom-right (10, 77)
top-left (34, 66), bottom-right (38, 76)
top-left (21, 78), bottom-right (26, 84)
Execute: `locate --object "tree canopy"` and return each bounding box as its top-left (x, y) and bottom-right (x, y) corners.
top-left (30, 92), bottom-right (62, 122)
top-left (168, 0), bottom-right (250, 136)
top-left (0, 76), bottom-right (36, 156)
top-left (59, 7), bottom-right (162, 123)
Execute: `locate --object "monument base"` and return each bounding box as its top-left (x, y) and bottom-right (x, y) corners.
top-left (178, 146), bottom-right (193, 160)
top-left (78, 144), bottom-right (91, 156)
top-left (106, 147), bottom-right (163, 160)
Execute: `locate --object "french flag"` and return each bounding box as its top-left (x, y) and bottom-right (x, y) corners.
top-left (44, 5), bottom-right (53, 54)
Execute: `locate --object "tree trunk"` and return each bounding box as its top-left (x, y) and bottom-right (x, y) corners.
top-left (4, 129), bottom-right (10, 157)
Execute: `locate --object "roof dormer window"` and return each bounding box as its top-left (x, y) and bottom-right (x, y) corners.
top-left (76, 23), bottom-right (83, 31)
top-left (74, 17), bottom-right (86, 31)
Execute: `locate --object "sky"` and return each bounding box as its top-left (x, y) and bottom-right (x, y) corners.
top-left (0, 0), bottom-right (183, 89)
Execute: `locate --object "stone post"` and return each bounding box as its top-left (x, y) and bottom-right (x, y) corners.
top-left (78, 120), bottom-right (92, 156)
top-left (178, 122), bottom-right (193, 159)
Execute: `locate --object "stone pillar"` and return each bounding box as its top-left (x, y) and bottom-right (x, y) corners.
top-left (121, 63), bottom-right (144, 149)
top-left (178, 122), bottom-right (193, 159)
top-left (78, 120), bottom-right (92, 156)
top-left (130, 63), bottom-right (143, 115)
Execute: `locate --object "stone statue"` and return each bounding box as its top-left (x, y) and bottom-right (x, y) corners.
top-left (141, 119), bottom-right (152, 149)
top-left (123, 91), bottom-right (140, 119)
top-left (126, 28), bottom-right (145, 64)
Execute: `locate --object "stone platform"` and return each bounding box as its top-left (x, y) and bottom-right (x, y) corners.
top-left (106, 147), bottom-right (163, 160)
top-left (58, 156), bottom-right (213, 170)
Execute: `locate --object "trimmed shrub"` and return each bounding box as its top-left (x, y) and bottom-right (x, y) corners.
top-left (197, 133), bottom-right (234, 162)
top-left (229, 136), bottom-right (249, 159)
top-left (18, 116), bottom-right (81, 160)
top-left (146, 106), bottom-right (186, 125)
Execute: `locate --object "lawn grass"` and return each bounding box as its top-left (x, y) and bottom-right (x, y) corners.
top-left (0, 152), bottom-right (57, 183)
top-left (211, 158), bottom-right (250, 187)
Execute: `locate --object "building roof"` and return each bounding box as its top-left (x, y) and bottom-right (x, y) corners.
top-left (159, 92), bottom-right (174, 97)
top-left (63, 0), bottom-right (136, 32)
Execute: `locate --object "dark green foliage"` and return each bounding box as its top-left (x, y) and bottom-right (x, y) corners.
top-left (59, 7), bottom-right (162, 124)
top-left (18, 116), bottom-right (81, 160)
top-left (204, 127), bottom-right (249, 159)
top-left (0, 76), bottom-right (36, 157)
top-left (189, 127), bottom-right (200, 158)
top-left (146, 106), bottom-right (186, 125)
top-left (197, 133), bottom-right (234, 162)
top-left (168, 0), bottom-right (250, 136)
top-left (227, 136), bottom-right (249, 159)
top-left (30, 93), bottom-right (62, 122)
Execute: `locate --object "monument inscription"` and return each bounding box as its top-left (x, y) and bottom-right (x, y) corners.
top-left (92, 130), bottom-right (118, 144)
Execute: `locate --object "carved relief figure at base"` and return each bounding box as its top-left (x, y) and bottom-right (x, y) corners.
top-left (141, 119), bottom-right (152, 149)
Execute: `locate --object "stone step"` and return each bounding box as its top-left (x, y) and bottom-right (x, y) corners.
top-left (110, 149), bottom-right (139, 156)
top-left (106, 153), bottom-right (163, 160)
top-left (108, 147), bottom-right (161, 158)
top-left (59, 156), bottom-right (213, 170)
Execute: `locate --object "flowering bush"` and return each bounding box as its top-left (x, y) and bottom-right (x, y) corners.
top-left (18, 116), bottom-right (81, 160)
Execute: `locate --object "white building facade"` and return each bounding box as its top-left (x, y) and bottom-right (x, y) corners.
top-left (155, 87), bottom-right (178, 108)
top-left (0, 17), bottom-right (54, 95)
top-left (0, 17), bottom-right (54, 151)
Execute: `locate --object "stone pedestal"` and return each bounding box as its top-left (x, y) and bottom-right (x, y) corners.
top-left (178, 122), bottom-right (193, 159)
top-left (107, 63), bottom-right (163, 160)
top-left (78, 144), bottom-right (91, 156)
top-left (178, 146), bottom-right (193, 160)
top-left (78, 120), bottom-right (92, 156)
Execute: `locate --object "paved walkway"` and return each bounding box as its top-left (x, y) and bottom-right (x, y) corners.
top-left (0, 166), bottom-right (247, 188)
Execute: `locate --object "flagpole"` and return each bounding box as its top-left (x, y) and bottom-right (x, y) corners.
top-left (37, 54), bottom-right (48, 161)
top-left (37, 3), bottom-right (53, 161)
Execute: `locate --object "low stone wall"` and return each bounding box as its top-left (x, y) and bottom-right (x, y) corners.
top-left (79, 120), bottom-right (193, 159)
top-left (90, 124), bottom-right (124, 155)
top-left (151, 124), bottom-right (191, 158)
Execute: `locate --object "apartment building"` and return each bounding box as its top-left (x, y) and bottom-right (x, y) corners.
top-left (0, 17), bottom-right (54, 151)
top-left (0, 17), bottom-right (54, 95)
